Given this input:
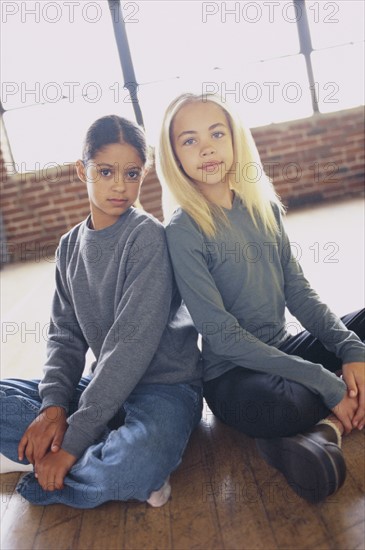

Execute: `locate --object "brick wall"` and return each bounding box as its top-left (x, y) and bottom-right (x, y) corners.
top-left (0, 106), bottom-right (364, 263)
top-left (253, 106), bottom-right (364, 207)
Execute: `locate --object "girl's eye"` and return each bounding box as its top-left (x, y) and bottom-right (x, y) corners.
top-left (183, 137), bottom-right (195, 146)
top-left (212, 131), bottom-right (224, 139)
top-left (100, 168), bottom-right (112, 177)
top-left (125, 170), bottom-right (141, 181)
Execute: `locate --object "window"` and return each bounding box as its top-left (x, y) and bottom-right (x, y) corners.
top-left (311, 43), bottom-right (364, 113)
top-left (127, 0), bottom-right (304, 141)
top-left (1, 0), bottom-right (364, 167)
top-left (1, 0), bottom-right (135, 168)
top-left (307, 0), bottom-right (364, 48)
top-left (306, 0), bottom-right (365, 113)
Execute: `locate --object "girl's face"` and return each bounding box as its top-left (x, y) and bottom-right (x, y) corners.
top-left (76, 142), bottom-right (145, 230)
top-left (171, 101), bottom-right (234, 191)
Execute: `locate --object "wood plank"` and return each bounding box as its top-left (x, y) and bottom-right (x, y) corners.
top-left (204, 418), bottom-right (279, 550)
top-left (33, 505), bottom-right (83, 550)
top-left (77, 502), bottom-right (126, 550)
top-left (123, 501), bottom-right (172, 550)
top-left (1, 472), bottom-right (21, 522)
top-left (213, 418), bottom-right (334, 550)
top-left (0, 484), bottom-right (44, 550)
top-left (248, 425), bottom-right (365, 550)
top-left (329, 520), bottom-right (365, 550)
top-left (343, 430), bottom-right (365, 493)
top-left (316, 431), bottom-right (365, 541)
top-left (198, 419), bottom-right (276, 550)
top-left (168, 423), bottom-right (225, 549)
top-left (3, 426), bottom-right (363, 550)
top-left (248, 434), bottom-right (349, 550)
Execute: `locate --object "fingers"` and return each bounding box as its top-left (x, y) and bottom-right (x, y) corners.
top-left (345, 372), bottom-right (358, 398)
top-left (331, 398), bottom-right (356, 435)
top-left (36, 461), bottom-right (51, 490)
top-left (345, 375), bottom-right (365, 429)
top-left (18, 435), bottom-right (27, 462)
top-left (33, 439), bottom-right (52, 464)
top-left (34, 449), bottom-right (75, 492)
top-left (352, 392), bottom-right (365, 430)
top-left (20, 408), bottom-right (67, 464)
top-left (339, 412), bottom-right (353, 435)
top-left (18, 435), bottom-right (34, 465)
top-left (342, 363), bottom-right (365, 427)
top-left (51, 426), bottom-right (66, 453)
top-left (54, 472), bottom-right (65, 491)
top-left (38, 476), bottom-right (63, 491)
top-left (25, 442), bottom-right (35, 465)
top-left (352, 411), bottom-right (364, 429)
top-left (37, 472), bottom-right (57, 491)
top-left (36, 464), bottom-right (65, 491)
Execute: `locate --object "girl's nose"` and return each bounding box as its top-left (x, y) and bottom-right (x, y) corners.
top-left (112, 174), bottom-right (126, 192)
top-left (201, 144), bottom-right (216, 157)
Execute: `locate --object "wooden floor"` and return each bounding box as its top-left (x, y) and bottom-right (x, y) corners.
top-left (1, 422), bottom-right (364, 550)
top-left (1, 197), bottom-right (364, 549)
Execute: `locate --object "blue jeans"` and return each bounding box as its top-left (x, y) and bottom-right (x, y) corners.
top-left (0, 378), bottom-right (202, 508)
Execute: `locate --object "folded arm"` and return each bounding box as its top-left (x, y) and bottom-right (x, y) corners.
top-left (166, 222), bottom-right (346, 410)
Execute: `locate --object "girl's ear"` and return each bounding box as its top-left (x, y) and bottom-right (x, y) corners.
top-left (76, 159), bottom-right (87, 183)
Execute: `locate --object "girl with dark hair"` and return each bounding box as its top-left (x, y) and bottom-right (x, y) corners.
top-left (0, 115), bottom-right (202, 508)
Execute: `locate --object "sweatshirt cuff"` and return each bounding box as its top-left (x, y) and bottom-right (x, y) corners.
top-left (340, 346), bottom-right (365, 364)
top-left (322, 380), bottom-right (347, 410)
top-left (39, 393), bottom-right (70, 414)
top-left (61, 425), bottom-right (96, 458)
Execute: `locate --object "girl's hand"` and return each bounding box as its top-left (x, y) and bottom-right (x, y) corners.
top-left (330, 393), bottom-right (358, 435)
top-left (342, 362), bottom-right (365, 430)
top-left (18, 406), bottom-right (67, 465)
top-left (35, 449), bottom-right (77, 491)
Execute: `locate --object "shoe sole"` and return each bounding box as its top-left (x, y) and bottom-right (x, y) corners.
top-left (256, 435), bottom-right (346, 504)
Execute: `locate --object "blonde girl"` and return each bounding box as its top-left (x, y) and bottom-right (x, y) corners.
top-left (156, 92), bottom-right (365, 503)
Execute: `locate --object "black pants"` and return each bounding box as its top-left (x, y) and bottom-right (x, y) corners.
top-left (203, 309), bottom-right (364, 438)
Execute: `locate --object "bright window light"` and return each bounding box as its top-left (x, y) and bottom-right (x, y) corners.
top-left (1, 0), bottom-right (364, 169)
top-left (311, 43), bottom-right (365, 113)
top-left (140, 54), bottom-right (313, 146)
top-left (234, 54), bottom-right (313, 127)
top-left (126, 1), bottom-right (300, 83)
top-left (3, 99), bottom-right (136, 170)
top-left (1, 1), bottom-right (134, 167)
top-left (306, 0), bottom-right (365, 49)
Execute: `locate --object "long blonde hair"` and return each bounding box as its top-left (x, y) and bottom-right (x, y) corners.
top-left (156, 92), bottom-right (284, 237)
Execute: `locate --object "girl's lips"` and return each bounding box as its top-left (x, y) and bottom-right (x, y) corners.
top-left (109, 198), bottom-right (127, 203)
top-left (201, 162), bottom-right (222, 172)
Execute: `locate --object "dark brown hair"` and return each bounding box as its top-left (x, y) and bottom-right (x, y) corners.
top-left (82, 115), bottom-right (148, 165)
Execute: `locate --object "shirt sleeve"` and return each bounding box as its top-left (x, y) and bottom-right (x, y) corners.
top-left (278, 210), bottom-right (365, 364)
top-left (38, 245), bottom-right (89, 413)
top-left (61, 228), bottom-right (174, 458)
top-left (165, 219), bottom-right (346, 410)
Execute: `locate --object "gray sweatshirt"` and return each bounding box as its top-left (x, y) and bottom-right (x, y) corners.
top-left (165, 194), bottom-right (365, 409)
top-left (39, 207), bottom-right (202, 458)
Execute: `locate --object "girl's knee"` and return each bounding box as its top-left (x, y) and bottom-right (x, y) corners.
top-left (251, 393), bottom-right (328, 438)
top-left (1, 395), bottom-right (39, 434)
top-left (205, 385), bottom-right (328, 438)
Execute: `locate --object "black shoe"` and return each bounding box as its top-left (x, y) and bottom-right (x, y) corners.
top-left (256, 424), bottom-right (346, 503)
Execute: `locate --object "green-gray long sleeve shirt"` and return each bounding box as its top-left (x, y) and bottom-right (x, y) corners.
top-left (165, 194), bottom-right (365, 410)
